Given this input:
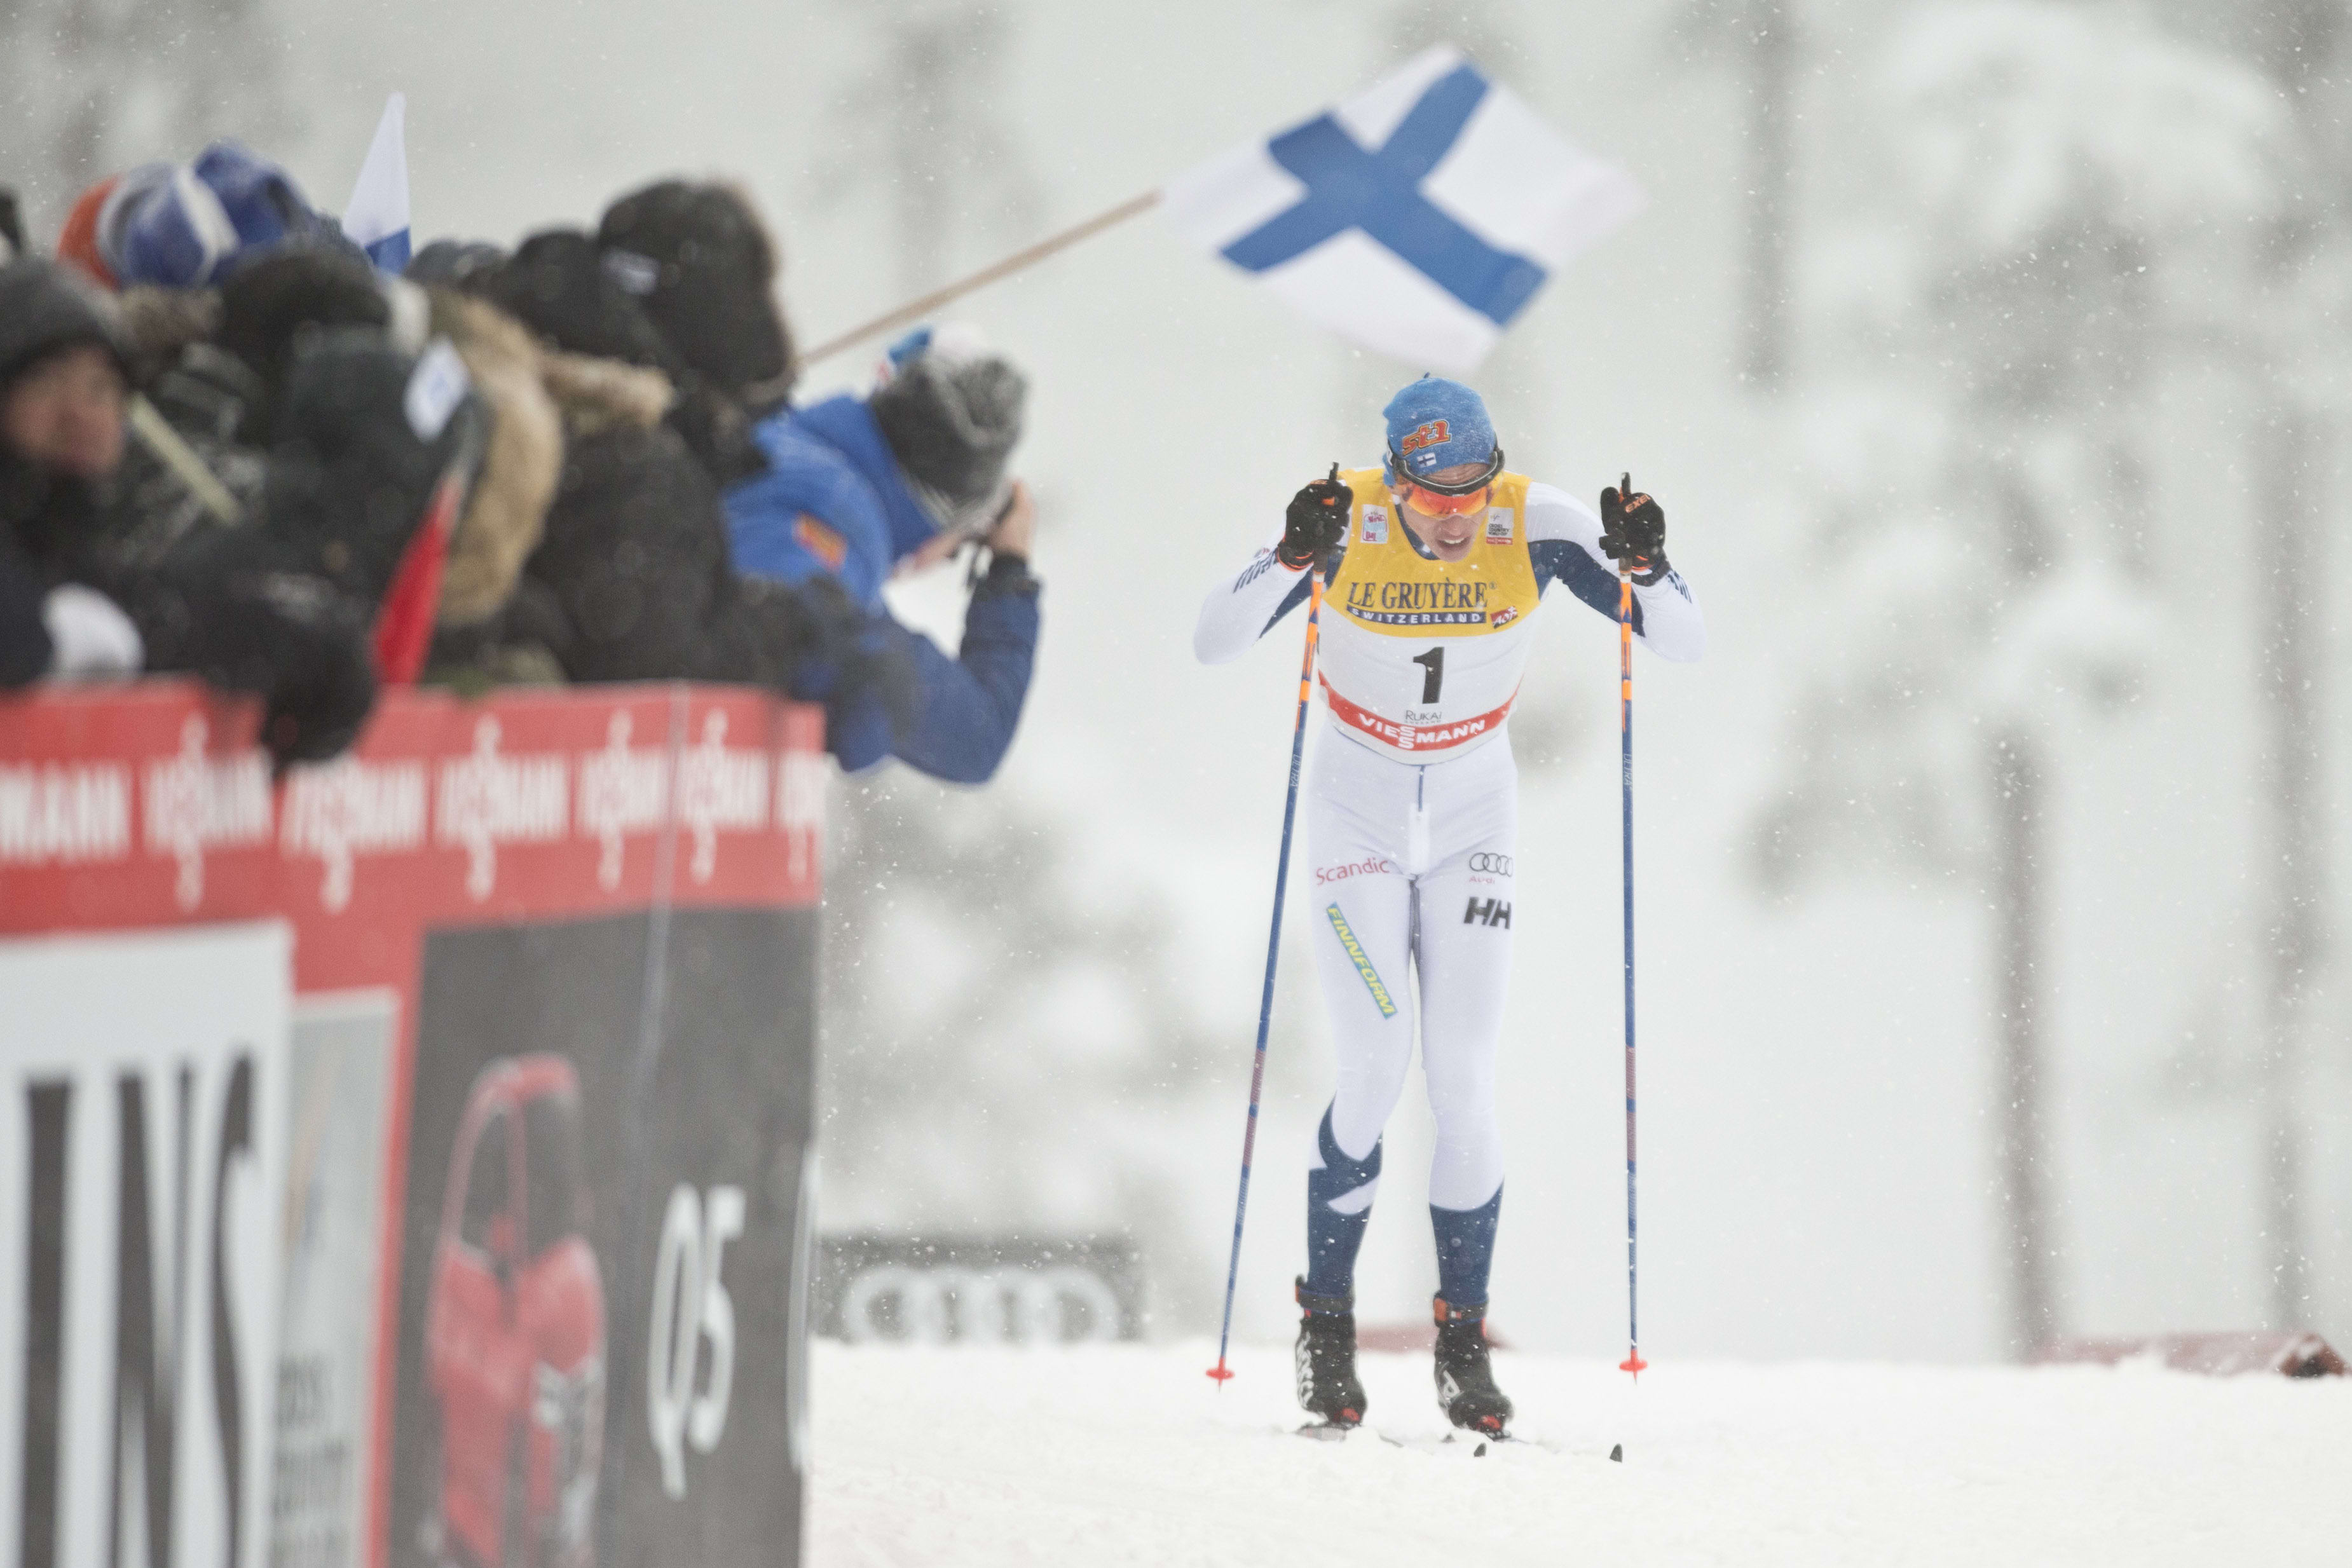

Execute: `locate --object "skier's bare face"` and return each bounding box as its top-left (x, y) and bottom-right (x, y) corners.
top-left (1394, 461), bottom-right (1492, 561)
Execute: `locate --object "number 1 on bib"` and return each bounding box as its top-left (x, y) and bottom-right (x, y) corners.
top-left (1411, 646), bottom-right (1445, 703)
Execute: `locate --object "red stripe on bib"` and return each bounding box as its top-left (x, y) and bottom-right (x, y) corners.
top-left (1321, 680), bottom-right (1516, 754)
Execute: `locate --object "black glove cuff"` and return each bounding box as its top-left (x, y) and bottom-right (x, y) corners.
top-left (976, 550), bottom-right (1039, 597)
top-left (1632, 553), bottom-right (1671, 588)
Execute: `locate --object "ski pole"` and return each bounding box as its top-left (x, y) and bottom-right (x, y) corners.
top-left (1617, 474), bottom-right (1649, 1382)
top-left (1208, 566), bottom-right (1325, 1384)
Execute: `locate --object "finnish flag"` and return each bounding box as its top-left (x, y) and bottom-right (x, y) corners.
top-left (342, 93), bottom-right (411, 273)
top-left (1161, 47), bottom-right (1644, 372)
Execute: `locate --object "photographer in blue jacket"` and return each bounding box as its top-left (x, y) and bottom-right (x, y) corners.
top-left (720, 325), bottom-right (1039, 784)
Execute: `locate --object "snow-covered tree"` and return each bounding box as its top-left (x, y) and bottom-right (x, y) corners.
top-left (1671, 0), bottom-right (1801, 390)
top-left (2188, 0), bottom-right (2352, 1333)
top-left (813, 0), bottom-right (1046, 299)
top-left (1756, 1), bottom-right (2294, 1353)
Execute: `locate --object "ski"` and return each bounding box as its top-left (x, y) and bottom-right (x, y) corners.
top-left (1292, 1424), bottom-right (1592, 1457)
top-left (1411, 1430), bottom-right (1580, 1458)
top-left (1294, 1421), bottom-right (1403, 1447)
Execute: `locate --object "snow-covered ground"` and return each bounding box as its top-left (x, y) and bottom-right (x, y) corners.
top-left (810, 1341), bottom-right (2352, 1566)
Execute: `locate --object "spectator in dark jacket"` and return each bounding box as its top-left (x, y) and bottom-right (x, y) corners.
top-left (595, 179), bottom-right (791, 395)
top-left (1, 256), bottom-right (144, 684)
top-left (591, 181), bottom-right (1043, 784)
top-left (1, 255), bottom-right (378, 763)
top-left (107, 247), bottom-right (463, 592)
top-left (116, 240), bottom-right (568, 681)
top-left (427, 229), bottom-right (915, 749)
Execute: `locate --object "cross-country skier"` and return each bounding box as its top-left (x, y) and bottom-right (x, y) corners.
top-left (1193, 377), bottom-right (1704, 1436)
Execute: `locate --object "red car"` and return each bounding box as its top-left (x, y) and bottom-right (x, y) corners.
top-left (425, 1055), bottom-right (606, 1568)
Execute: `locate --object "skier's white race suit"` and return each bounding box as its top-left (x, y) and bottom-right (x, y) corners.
top-left (1193, 467), bottom-right (1704, 1307)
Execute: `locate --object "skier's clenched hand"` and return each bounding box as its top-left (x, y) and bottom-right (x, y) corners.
top-left (1278, 463), bottom-right (1351, 569)
top-left (1599, 472), bottom-right (1669, 583)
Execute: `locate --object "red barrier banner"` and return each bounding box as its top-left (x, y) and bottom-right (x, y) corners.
top-left (1, 681), bottom-right (824, 947)
top-left (3, 681), bottom-right (822, 1568)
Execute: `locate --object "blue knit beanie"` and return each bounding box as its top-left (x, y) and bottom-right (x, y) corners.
top-left (109, 142), bottom-right (329, 287)
top-left (1382, 376), bottom-right (1495, 482)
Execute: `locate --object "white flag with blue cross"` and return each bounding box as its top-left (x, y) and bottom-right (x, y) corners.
top-left (342, 93), bottom-right (412, 274)
top-left (1160, 46), bottom-right (1644, 373)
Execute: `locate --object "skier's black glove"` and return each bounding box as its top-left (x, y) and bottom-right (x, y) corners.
top-left (1598, 472), bottom-right (1669, 585)
top-left (1278, 463), bottom-right (1351, 569)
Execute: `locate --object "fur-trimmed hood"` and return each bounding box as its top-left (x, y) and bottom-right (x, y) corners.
top-left (424, 289), bottom-right (563, 628)
top-left (425, 290), bottom-right (676, 632)
top-left (540, 349), bottom-right (673, 437)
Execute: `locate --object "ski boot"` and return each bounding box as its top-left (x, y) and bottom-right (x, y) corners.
top-left (1294, 1279), bottom-right (1367, 1429)
top-left (1432, 1296), bottom-right (1512, 1437)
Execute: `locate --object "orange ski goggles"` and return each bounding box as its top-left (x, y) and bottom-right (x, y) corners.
top-left (1394, 480), bottom-right (1493, 516)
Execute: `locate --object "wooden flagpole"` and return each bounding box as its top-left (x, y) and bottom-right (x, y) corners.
top-left (786, 190), bottom-right (1163, 374)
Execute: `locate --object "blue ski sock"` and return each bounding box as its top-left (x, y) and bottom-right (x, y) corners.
top-left (1431, 1185), bottom-right (1502, 1309)
top-left (1304, 1105), bottom-right (1381, 1300)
